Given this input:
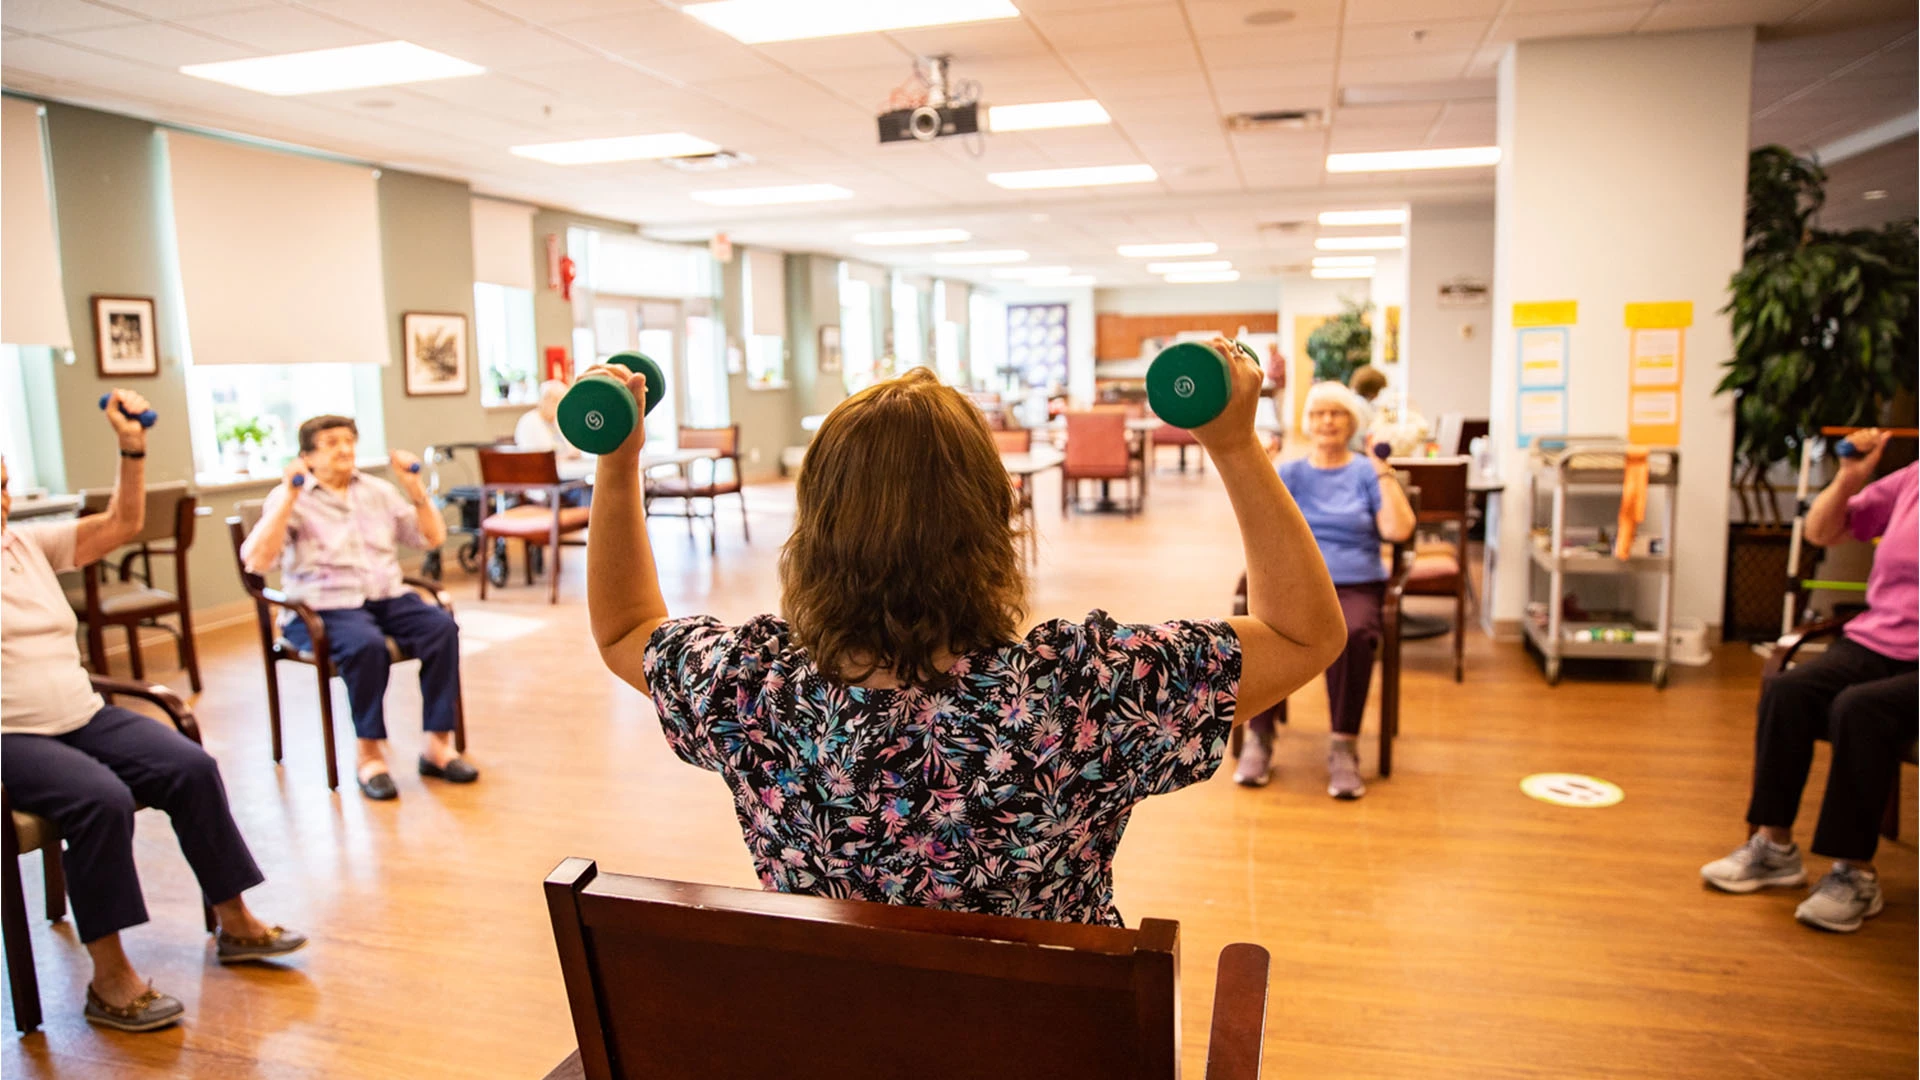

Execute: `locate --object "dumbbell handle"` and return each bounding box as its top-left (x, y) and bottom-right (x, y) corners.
top-left (97, 394), bottom-right (157, 428)
top-left (290, 461), bottom-right (418, 488)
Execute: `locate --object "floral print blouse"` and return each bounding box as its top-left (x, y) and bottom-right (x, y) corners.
top-left (642, 611), bottom-right (1241, 927)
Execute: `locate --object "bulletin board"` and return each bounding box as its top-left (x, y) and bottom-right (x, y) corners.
top-left (1007, 303), bottom-right (1068, 389)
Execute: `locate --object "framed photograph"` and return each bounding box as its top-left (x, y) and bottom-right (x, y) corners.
top-left (818, 324), bottom-right (842, 373)
top-left (402, 311), bottom-right (469, 396)
top-left (91, 296), bottom-right (159, 377)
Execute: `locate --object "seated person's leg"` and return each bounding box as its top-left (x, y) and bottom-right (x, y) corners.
top-left (367, 592), bottom-right (473, 780)
top-left (283, 604), bottom-right (395, 787)
top-left (1324, 583), bottom-right (1383, 800)
top-left (1797, 669), bottom-right (1920, 932)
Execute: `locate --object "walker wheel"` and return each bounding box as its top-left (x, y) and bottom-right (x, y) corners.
top-left (457, 539), bottom-right (481, 574)
top-left (486, 550), bottom-right (509, 588)
top-left (420, 551), bottom-right (442, 582)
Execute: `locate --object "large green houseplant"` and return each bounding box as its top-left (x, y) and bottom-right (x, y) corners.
top-left (1716, 145), bottom-right (1917, 523)
top-left (1306, 299), bottom-right (1374, 385)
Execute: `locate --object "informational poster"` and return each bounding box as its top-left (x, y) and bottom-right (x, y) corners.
top-left (1006, 303), bottom-right (1068, 389)
top-left (1624, 302), bottom-right (1691, 445)
top-left (1512, 301), bottom-right (1575, 447)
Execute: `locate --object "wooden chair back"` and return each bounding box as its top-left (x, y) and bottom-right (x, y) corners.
top-left (227, 502), bottom-right (280, 614)
top-left (1394, 459), bottom-right (1469, 520)
top-left (677, 426), bottom-right (738, 455)
top-left (992, 428), bottom-right (1032, 454)
top-left (1064, 412), bottom-right (1130, 472)
top-left (478, 447), bottom-right (563, 487)
top-left (544, 861), bottom-right (1263, 1080)
top-left (1457, 419), bottom-right (1490, 454)
top-left (79, 481), bottom-right (195, 548)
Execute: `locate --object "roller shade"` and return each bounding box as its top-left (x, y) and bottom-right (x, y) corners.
top-left (2, 99), bottom-right (72, 348)
top-left (165, 131), bottom-right (388, 365)
top-left (470, 197), bottom-right (535, 290)
top-left (842, 260), bottom-right (889, 290)
top-left (747, 248), bottom-right (786, 337)
top-left (941, 281), bottom-right (968, 323)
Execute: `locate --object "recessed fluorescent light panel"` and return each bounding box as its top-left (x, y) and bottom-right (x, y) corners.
top-left (934, 250), bottom-right (1029, 265)
top-left (1165, 270), bottom-right (1241, 283)
top-left (690, 183), bottom-right (854, 206)
top-left (511, 133), bottom-right (720, 165)
top-left (992, 266), bottom-right (1073, 279)
top-left (1314, 236), bottom-right (1405, 251)
top-left (1312, 255), bottom-right (1377, 267)
top-left (988, 164), bottom-right (1157, 190)
top-left (180, 41), bottom-right (483, 95)
top-left (1147, 260), bottom-right (1232, 273)
top-left (853, 228), bottom-right (971, 246)
top-left (1312, 267), bottom-right (1372, 279)
top-left (1325, 146), bottom-right (1500, 172)
top-left (683, 0), bottom-right (1019, 44)
top-left (987, 99), bottom-right (1111, 132)
top-left (1318, 208), bottom-right (1408, 226)
top-left (1117, 242), bottom-right (1218, 258)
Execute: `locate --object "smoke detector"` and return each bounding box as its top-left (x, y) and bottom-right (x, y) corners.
top-left (1258, 219), bottom-right (1308, 234)
top-left (1225, 109), bottom-right (1324, 132)
top-left (659, 149), bottom-right (756, 173)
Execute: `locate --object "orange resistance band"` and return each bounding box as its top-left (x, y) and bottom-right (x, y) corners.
top-left (1615, 447), bottom-right (1649, 561)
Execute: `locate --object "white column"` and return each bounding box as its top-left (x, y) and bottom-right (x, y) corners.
top-left (1490, 27), bottom-right (1752, 636)
top-left (1403, 201), bottom-right (1494, 423)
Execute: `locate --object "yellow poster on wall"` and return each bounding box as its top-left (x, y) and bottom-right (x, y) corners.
top-left (1292, 313), bottom-right (1334, 432)
top-left (1624, 302), bottom-right (1692, 445)
top-left (1384, 305), bottom-right (1401, 364)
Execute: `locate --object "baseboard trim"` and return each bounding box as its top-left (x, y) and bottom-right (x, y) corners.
top-left (93, 599), bottom-right (256, 662)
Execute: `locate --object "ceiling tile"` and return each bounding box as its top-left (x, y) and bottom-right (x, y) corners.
top-left (1344, 17), bottom-right (1493, 57)
top-left (1637, 0), bottom-right (1821, 33)
top-left (1338, 50), bottom-right (1481, 83)
top-left (1197, 30), bottom-right (1341, 68)
top-left (1, 0), bottom-right (145, 35)
top-left (1023, 5), bottom-right (1194, 48)
top-left (176, 7), bottom-right (381, 52)
top-left (885, 19), bottom-right (1053, 61)
top-left (417, 27), bottom-right (600, 72)
top-left (1489, 8), bottom-right (1646, 42)
top-left (295, 0), bottom-right (521, 41)
top-left (53, 21), bottom-right (256, 67)
top-left (1346, 0), bottom-right (1504, 23)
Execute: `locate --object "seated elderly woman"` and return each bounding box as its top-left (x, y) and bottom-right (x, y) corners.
top-left (1235, 381), bottom-right (1415, 798)
top-left (2, 393), bottom-right (304, 1033)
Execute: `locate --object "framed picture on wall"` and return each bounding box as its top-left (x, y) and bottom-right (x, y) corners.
top-left (402, 311), bottom-right (469, 396)
top-left (818, 324), bottom-right (842, 373)
top-left (91, 295), bottom-right (159, 378)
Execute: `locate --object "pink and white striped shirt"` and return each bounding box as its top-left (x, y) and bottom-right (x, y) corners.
top-left (253, 473), bottom-right (429, 612)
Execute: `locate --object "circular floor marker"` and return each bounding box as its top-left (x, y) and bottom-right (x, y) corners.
top-left (1520, 773), bottom-right (1624, 808)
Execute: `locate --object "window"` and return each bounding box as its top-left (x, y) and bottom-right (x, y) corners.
top-left (684, 306), bottom-right (728, 427)
top-left (933, 281), bottom-right (962, 385)
top-left (893, 276), bottom-right (924, 371)
top-left (0, 345), bottom-right (63, 493)
top-left (475, 282), bottom-right (538, 407)
top-left (743, 248), bottom-right (786, 388)
top-left (185, 363), bottom-right (386, 483)
top-left (838, 264), bottom-right (876, 392)
top-left (970, 292), bottom-right (1007, 390)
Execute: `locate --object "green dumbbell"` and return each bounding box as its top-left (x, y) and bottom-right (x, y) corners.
top-left (1145, 340), bottom-right (1257, 429)
top-left (556, 352), bottom-right (667, 455)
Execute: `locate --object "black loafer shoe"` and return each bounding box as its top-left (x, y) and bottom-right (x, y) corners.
top-left (418, 755), bottom-right (479, 783)
top-left (357, 770), bottom-right (398, 800)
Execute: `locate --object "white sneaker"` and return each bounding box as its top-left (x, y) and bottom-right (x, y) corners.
top-left (1796, 865), bottom-right (1884, 933)
top-left (1234, 729), bottom-right (1273, 788)
top-left (1700, 833), bottom-right (1806, 893)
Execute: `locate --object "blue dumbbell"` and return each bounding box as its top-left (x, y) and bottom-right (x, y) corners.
top-left (98, 394), bottom-right (157, 428)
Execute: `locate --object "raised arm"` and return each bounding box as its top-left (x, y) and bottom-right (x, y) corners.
top-left (388, 448), bottom-right (447, 549)
top-left (1193, 341), bottom-right (1346, 718)
top-left (72, 389), bottom-right (152, 568)
top-left (1371, 456), bottom-right (1416, 543)
top-left (584, 364), bottom-right (672, 694)
top-left (1805, 428), bottom-right (1886, 547)
top-left (240, 458), bottom-right (311, 575)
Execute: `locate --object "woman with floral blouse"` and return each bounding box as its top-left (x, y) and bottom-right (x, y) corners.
top-left (585, 342), bottom-right (1343, 926)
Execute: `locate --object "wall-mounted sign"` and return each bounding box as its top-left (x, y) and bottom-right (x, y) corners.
top-left (1438, 276), bottom-right (1489, 308)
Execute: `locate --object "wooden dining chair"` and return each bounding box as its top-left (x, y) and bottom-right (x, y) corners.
top-left (4, 675), bottom-right (215, 1034)
top-left (478, 448), bottom-right (592, 603)
top-left (993, 428), bottom-right (1038, 564)
top-left (226, 504), bottom-right (466, 790)
top-left (541, 860), bottom-right (1271, 1080)
top-left (1394, 459), bottom-right (1472, 682)
top-left (66, 482), bottom-right (203, 692)
top-left (643, 426), bottom-right (748, 554)
top-left (1062, 411), bottom-right (1138, 517)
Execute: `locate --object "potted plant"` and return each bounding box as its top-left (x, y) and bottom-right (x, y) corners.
top-left (1306, 298), bottom-right (1374, 385)
top-left (1714, 145), bottom-right (1917, 636)
top-left (216, 413), bottom-right (273, 477)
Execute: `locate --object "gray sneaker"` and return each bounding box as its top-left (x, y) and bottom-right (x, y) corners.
top-left (1327, 742), bottom-right (1365, 800)
top-left (1234, 728), bottom-right (1273, 787)
top-left (1700, 833), bottom-right (1806, 893)
top-left (85, 982), bottom-right (184, 1033)
top-left (1796, 864), bottom-right (1884, 932)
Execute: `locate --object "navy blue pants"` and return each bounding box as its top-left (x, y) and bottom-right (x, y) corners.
top-left (282, 593), bottom-right (461, 742)
top-left (2, 707), bottom-right (264, 943)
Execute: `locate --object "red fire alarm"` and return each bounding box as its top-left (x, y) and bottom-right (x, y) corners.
top-left (544, 346), bottom-right (569, 383)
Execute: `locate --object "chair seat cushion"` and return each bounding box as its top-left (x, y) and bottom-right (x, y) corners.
top-left (1152, 427), bottom-right (1200, 446)
top-left (648, 477), bottom-right (741, 498)
top-left (276, 636), bottom-right (407, 664)
top-left (481, 505), bottom-right (591, 540)
top-left (65, 581), bottom-right (179, 618)
top-left (1063, 464), bottom-right (1133, 480)
top-left (1407, 553), bottom-right (1460, 583)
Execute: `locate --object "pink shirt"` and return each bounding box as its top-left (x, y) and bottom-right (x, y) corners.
top-left (1, 524), bottom-right (105, 736)
top-left (246, 473), bottom-right (428, 613)
top-left (1844, 463), bottom-right (1918, 662)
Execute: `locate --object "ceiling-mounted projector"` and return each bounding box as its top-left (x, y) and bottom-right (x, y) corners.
top-left (877, 55), bottom-right (982, 145)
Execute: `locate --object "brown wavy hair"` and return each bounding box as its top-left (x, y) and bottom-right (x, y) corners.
top-left (781, 368), bottom-right (1026, 688)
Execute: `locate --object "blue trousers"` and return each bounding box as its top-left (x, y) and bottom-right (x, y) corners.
top-left (282, 593), bottom-right (461, 742)
top-left (2, 707), bottom-right (264, 943)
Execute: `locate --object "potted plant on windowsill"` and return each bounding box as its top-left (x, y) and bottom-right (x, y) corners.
top-left (1714, 144), bottom-right (1917, 638)
top-left (1306, 298), bottom-right (1374, 386)
top-left (216, 414), bottom-right (273, 478)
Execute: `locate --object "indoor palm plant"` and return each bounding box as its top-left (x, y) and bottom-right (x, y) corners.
top-left (1306, 298), bottom-right (1374, 385)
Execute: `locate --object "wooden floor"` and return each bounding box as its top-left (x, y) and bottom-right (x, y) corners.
top-left (4, 461), bottom-right (1914, 1079)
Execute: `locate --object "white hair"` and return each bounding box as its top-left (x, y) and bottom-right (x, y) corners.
top-left (1302, 380), bottom-right (1371, 432)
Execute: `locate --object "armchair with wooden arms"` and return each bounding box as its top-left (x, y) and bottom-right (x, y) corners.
top-left (66, 481), bottom-right (205, 692)
top-left (540, 860), bottom-right (1272, 1080)
top-left (478, 448), bottom-right (592, 603)
top-left (1393, 459), bottom-right (1472, 682)
top-left (644, 426), bottom-right (748, 554)
top-left (227, 504), bottom-right (466, 791)
top-left (1765, 616), bottom-right (1918, 841)
top-left (1228, 483), bottom-right (1420, 778)
top-left (3, 676), bottom-right (214, 1034)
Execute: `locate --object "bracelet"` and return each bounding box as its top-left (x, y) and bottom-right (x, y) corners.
top-left (119, 449), bottom-right (146, 459)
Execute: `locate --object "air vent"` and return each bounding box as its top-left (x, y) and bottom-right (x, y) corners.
top-left (1258, 220), bottom-right (1308, 233)
top-left (1225, 109), bottom-right (1324, 132)
top-left (659, 150), bottom-right (756, 173)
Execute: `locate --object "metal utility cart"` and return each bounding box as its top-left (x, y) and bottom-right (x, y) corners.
top-left (1523, 440), bottom-right (1680, 688)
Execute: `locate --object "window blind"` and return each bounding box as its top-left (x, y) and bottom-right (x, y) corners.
top-left (747, 248), bottom-right (786, 338)
top-left (1, 99), bottom-right (72, 348)
top-left (470, 197), bottom-right (535, 290)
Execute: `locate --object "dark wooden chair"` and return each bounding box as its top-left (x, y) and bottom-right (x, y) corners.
top-left (1765, 616), bottom-right (1916, 841)
top-left (993, 428), bottom-right (1039, 566)
top-left (3, 676), bottom-right (215, 1035)
top-left (644, 426), bottom-right (749, 554)
top-left (540, 860), bottom-right (1271, 1080)
top-left (478, 448), bottom-right (591, 604)
top-left (1063, 411), bottom-right (1139, 516)
top-left (1229, 483), bottom-right (1419, 778)
top-left (1394, 459), bottom-right (1471, 682)
top-left (66, 482), bottom-right (204, 692)
top-left (227, 504), bottom-right (466, 790)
